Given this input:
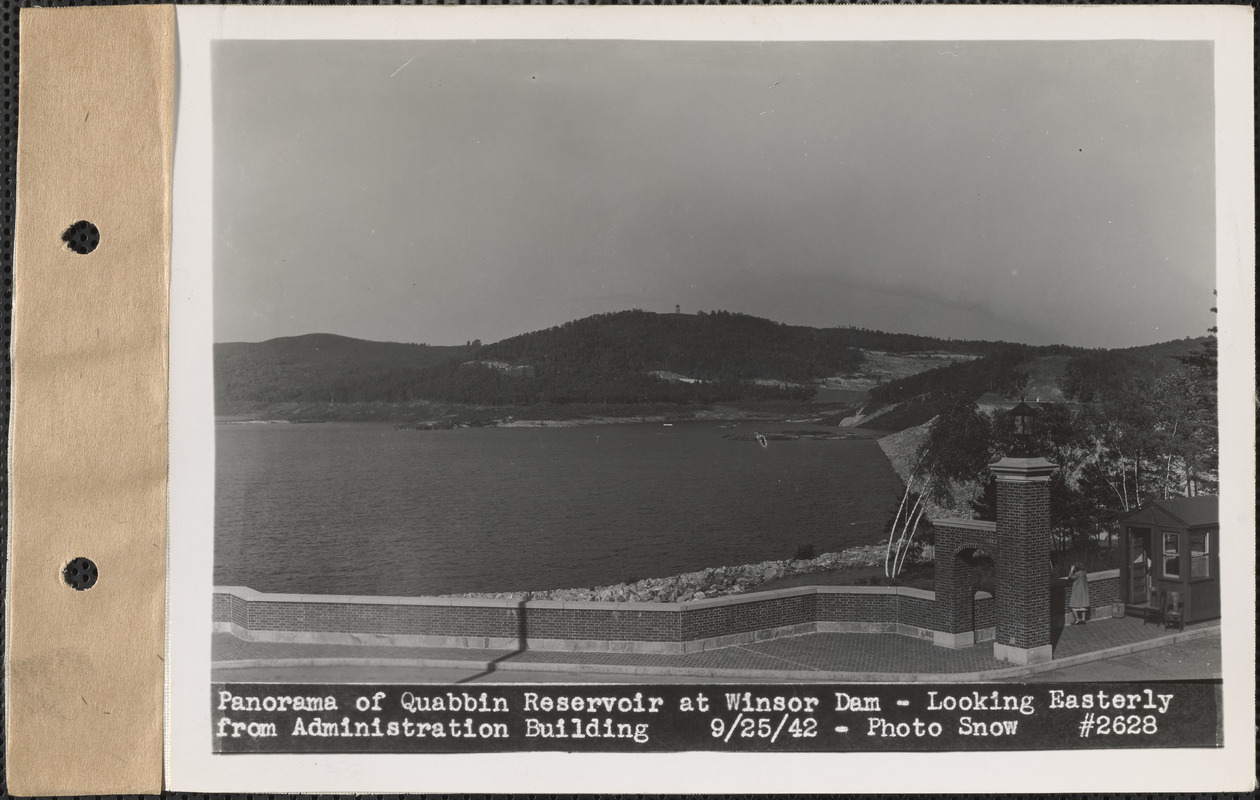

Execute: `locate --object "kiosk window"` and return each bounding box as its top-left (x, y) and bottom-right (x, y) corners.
top-left (1190, 531), bottom-right (1210, 578)
top-left (1163, 532), bottom-right (1181, 578)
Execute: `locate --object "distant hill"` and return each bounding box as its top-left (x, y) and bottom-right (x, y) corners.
top-left (216, 311), bottom-right (1002, 411)
top-left (1056, 337), bottom-right (1210, 404)
top-left (852, 336), bottom-right (1210, 430)
top-left (483, 310), bottom-right (855, 379)
top-left (865, 343), bottom-right (1075, 406)
top-left (215, 334), bottom-right (473, 406)
top-left (215, 312), bottom-right (1210, 428)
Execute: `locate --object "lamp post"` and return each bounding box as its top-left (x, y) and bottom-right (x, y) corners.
top-left (989, 397), bottom-right (1058, 665)
top-left (1010, 399), bottom-right (1038, 458)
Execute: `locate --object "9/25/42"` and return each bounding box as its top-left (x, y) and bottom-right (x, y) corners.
top-left (711, 714), bottom-right (818, 742)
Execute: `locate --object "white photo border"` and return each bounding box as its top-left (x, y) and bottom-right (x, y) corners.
top-left (167, 5), bottom-right (1255, 792)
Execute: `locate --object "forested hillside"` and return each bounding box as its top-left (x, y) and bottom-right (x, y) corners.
top-left (1058, 338), bottom-right (1208, 402)
top-left (481, 310), bottom-right (860, 383)
top-left (855, 343), bottom-right (1071, 429)
top-left (218, 310), bottom-right (992, 410)
top-left (875, 333), bottom-right (1218, 578)
top-left (214, 334), bottom-right (473, 406)
top-left (854, 337), bottom-right (1210, 431)
top-left (427, 310), bottom-right (860, 404)
top-left (867, 343), bottom-right (1069, 404)
top-left (216, 311), bottom-right (1213, 436)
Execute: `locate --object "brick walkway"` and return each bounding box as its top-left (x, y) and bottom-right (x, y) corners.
top-left (1015, 636), bottom-right (1222, 682)
top-left (214, 631), bottom-right (1004, 674)
top-left (1050, 615), bottom-right (1217, 658)
top-left (214, 614), bottom-right (1219, 680)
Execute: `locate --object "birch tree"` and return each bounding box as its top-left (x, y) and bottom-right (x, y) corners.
top-left (884, 399), bottom-right (994, 579)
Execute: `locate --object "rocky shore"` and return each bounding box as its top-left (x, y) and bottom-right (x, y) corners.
top-left (444, 542), bottom-right (934, 603)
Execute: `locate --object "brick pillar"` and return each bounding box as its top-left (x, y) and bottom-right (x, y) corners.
top-left (991, 456), bottom-right (1057, 665)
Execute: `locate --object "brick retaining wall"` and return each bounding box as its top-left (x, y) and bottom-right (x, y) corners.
top-left (214, 571), bottom-right (1120, 655)
top-left (1053, 568), bottom-right (1122, 621)
top-left (679, 592), bottom-right (816, 642)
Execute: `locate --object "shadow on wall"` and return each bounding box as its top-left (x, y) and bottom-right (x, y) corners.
top-left (1049, 578), bottom-right (1067, 647)
top-left (954, 546), bottom-right (996, 633)
top-left (455, 599), bottom-right (528, 683)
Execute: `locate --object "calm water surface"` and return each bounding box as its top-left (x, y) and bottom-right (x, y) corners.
top-left (214, 421), bottom-right (904, 595)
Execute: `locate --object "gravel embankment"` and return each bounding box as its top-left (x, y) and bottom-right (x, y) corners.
top-left (444, 543), bottom-right (936, 604)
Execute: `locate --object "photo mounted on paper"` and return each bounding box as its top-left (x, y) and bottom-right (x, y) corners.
top-left (164, 4), bottom-right (1254, 793)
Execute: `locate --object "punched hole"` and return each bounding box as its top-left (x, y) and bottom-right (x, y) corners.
top-left (61, 220), bottom-right (100, 255)
top-left (63, 557), bottom-right (98, 591)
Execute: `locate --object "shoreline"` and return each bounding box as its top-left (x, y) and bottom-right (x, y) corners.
top-left (218, 409), bottom-right (886, 434)
top-left (442, 542), bottom-right (934, 604)
top-left (408, 407), bottom-right (767, 429)
top-left (214, 398), bottom-right (867, 429)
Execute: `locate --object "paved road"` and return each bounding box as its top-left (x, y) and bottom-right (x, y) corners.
top-left (214, 635), bottom-right (1221, 685)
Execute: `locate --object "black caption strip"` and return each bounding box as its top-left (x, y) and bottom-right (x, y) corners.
top-left (211, 681), bottom-right (1221, 754)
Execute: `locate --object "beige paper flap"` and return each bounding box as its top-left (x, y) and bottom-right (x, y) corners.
top-left (7, 5), bottom-right (173, 794)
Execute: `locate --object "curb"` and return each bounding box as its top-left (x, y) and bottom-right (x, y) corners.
top-left (213, 625), bottom-right (1221, 682)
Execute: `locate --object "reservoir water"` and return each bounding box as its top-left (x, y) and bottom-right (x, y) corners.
top-left (214, 420), bottom-right (904, 596)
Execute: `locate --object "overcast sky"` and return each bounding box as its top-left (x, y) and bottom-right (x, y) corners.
top-left (213, 39), bottom-right (1214, 348)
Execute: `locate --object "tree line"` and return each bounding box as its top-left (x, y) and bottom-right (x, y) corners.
top-left (867, 343), bottom-right (1080, 407)
top-left (217, 310), bottom-right (875, 407)
top-left (882, 336), bottom-right (1218, 578)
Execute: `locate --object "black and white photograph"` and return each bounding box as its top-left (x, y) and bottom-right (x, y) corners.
top-left (164, 5), bottom-right (1254, 793)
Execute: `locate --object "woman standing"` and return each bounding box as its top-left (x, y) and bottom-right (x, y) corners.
top-left (1068, 563), bottom-right (1090, 625)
